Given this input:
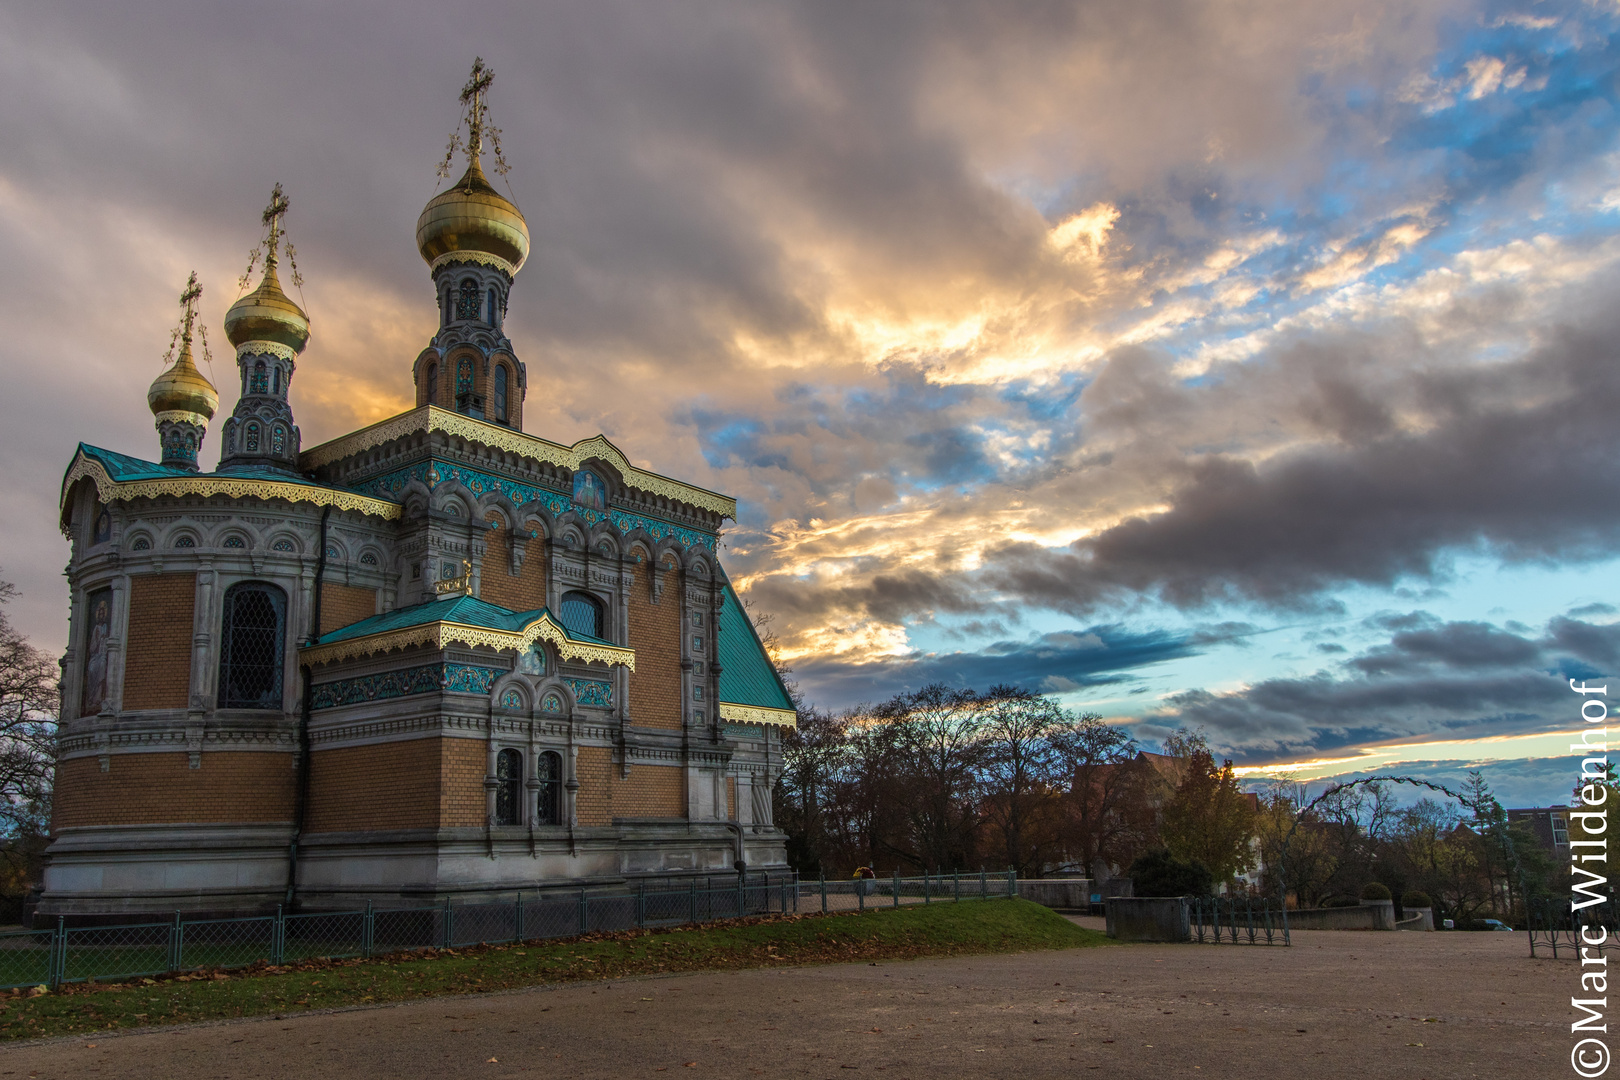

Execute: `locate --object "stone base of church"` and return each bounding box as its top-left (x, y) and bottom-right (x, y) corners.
top-left (35, 821), bottom-right (789, 923)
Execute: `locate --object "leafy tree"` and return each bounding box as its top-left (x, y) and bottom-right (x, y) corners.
top-left (1160, 749), bottom-right (1257, 886)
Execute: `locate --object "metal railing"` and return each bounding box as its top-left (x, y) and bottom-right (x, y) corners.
top-left (800, 869), bottom-right (1019, 913)
top-left (17, 871), bottom-right (802, 991)
top-left (1189, 896), bottom-right (1290, 945)
top-left (1529, 896), bottom-right (1618, 957)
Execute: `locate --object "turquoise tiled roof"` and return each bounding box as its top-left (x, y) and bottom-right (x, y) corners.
top-left (77, 443), bottom-right (328, 489)
top-left (318, 594), bottom-right (615, 648)
top-left (718, 578), bottom-right (796, 713)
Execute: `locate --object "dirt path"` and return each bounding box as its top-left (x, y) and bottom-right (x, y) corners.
top-left (0, 928), bottom-right (1565, 1079)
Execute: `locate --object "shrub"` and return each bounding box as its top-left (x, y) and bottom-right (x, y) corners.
top-left (1402, 890), bottom-right (1432, 909)
top-left (1127, 849), bottom-right (1214, 897)
top-left (1360, 882), bottom-right (1392, 901)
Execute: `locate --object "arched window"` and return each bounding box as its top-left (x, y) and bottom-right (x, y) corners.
top-left (425, 362), bottom-right (437, 404)
top-left (217, 582), bottom-right (287, 709)
top-left (272, 364), bottom-right (281, 395)
top-left (494, 365), bottom-right (508, 422)
top-left (252, 360), bottom-right (269, 395)
top-left (457, 279), bottom-right (480, 321)
top-left (536, 751), bottom-right (563, 826)
top-left (487, 288), bottom-right (498, 326)
top-left (559, 591), bottom-right (604, 639)
top-left (245, 422), bottom-right (260, 453)
top-left (456, 357), bottom-right (472, 400)
top-left (495, 748), bottom-right (523, 826)
top-left (272, 426), bottom-right (286, 455)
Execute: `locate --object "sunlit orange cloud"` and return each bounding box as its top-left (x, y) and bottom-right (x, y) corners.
top-left (1232, 730), bottom-right (1583, 782)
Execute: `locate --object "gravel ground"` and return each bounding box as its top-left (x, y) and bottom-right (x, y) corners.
top-left (0, 922), bottom-right (1566, 1079)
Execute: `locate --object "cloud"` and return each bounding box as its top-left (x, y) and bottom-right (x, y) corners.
top-left (1150, 615), bottom-right (1620, 758)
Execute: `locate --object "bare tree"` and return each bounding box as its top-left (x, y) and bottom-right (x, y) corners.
top-left (1050, 715), bottom-right (1150, 880)
top-left (979, 687), bottom-right (1066, 876)
top-left (0, 578), bottom-right (59, 905)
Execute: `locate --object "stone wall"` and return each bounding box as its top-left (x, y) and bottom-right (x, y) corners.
top-left (1106, 897), bottom-right (1190, 942)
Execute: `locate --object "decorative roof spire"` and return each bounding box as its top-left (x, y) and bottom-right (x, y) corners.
top-left (438, 57), bottom-right (512, 186)
top-left (149, 272), bottom-right (219, 471)
top-left (225, 183), bottom-right (310, 353)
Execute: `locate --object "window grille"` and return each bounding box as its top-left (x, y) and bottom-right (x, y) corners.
top-left (272, 426), bottom-right (286, 455)
top-left (218, 583), bottom-right (287, 710)
top-left (223, 536), bottom-right (245, 549)
top-left (251, 360), bottom-right (269, 395)
top-left (495, 748), bottom-right (523, 826)
top-left (559, 592), bottom-right (603, 639)
top-left (536, 751), bottom-right (563, 825)
top-left (245, 422), bottom-right (260, 453)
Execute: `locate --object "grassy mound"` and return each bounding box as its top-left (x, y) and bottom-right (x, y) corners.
top-left (1, 898), bottom-right (1106, 1041)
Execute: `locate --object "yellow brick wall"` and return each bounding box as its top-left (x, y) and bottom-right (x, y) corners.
top-left (479, 515), bottom-right (548, 613)
top-left (627, 559), bottom-right (682, 730)
top-left (319, 583), bottom-right (376, 636)
top-left (122, 574), bottom-right (196, 710)
top-left (52, 752), bottom-right (293, 830)
top-left (613, 763), bottom-right (685, 818)
top-left (439, 737), bottom-right (488, 828)
top-left (305, 739), bottom-right (444, 833)
top-left (575, 745), bottom-right (614, 826)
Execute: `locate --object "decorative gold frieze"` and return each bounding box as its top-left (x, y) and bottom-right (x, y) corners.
top-left (299, 406), bottom-right (737, 519)
top-left (719, 702), bottom-right (797, 729)
top-left (301, 609), bottom-right (636, 671)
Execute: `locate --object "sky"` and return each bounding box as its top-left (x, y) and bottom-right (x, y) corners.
top-left (1, 0), bottom-right (1617, 809)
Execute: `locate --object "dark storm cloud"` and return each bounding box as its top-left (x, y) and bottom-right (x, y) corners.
top-left (791, 623), bottom-right (1201, 708)
top-left (1150, 615), bottom-right (1616, 759)
top-left (981, 302), bottom-right (1620, 615)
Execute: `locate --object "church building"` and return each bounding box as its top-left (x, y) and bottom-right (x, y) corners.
top-left (44, 62), bottom-right (795, 918)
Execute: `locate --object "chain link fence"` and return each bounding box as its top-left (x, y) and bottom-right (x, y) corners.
top-left (25, 871), bottom-right (807, 990)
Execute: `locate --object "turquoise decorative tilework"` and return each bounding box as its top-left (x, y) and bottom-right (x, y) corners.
top-left (346, 461), bottom-right (716, 549)
top-left (311, 662), bottom-right (503, 710)
top-left (566, 677), bottom-right (612, 709)
top-left (723, 723), bottom-right (765, 739)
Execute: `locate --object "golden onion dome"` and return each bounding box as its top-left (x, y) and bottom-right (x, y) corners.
top-left (148, 338), bottom-right (218, 420)
top-left (416, 155), bottom-right (529, 273)
top-left (224, 261), bottom-right (310, 352)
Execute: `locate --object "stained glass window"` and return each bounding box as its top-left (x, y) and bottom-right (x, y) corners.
top-left (245, 422), bottom-right (260, 453)
top-left (252, 360), bottom-right (269, 395)
top-left (536, 751), bottom-right (563, 825)
top-left (272, 426), bottom-right (285, 455)
top-left (218, 583), bottom-right (286, 709)
top-left (456, 357), bottom-right (472, 397)
top-left (495, 748), bottom-right (522, 826)
top-left (457, 279), bottom-right (480, 321)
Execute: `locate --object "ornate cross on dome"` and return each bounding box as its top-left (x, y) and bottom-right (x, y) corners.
top-left (261, 183), bottom-right (289, 266)
top-left (178, 271), bottom-right (202, 347)
top-left (461, 58), bottom-right (494, 159)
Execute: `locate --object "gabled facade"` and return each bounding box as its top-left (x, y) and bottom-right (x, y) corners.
top-left (43, 63), bottom-right (794, 919)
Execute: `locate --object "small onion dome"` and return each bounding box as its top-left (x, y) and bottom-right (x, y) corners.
top-left (416, 155), bottom-right (529, 274)
top-left (148, 338), bottom-right (218, 420)
top-left (224, 260), bottom-right (310, 352)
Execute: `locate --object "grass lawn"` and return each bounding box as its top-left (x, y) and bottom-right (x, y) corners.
top-left (0, 898), bottom-right (1109, 1042)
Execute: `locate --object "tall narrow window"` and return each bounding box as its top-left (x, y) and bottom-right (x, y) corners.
top-left (217, 582), bottom-right (287, 709)
top-left (456, 357), bottom-right (472, 398)
top-left (273, 364), bottom-right (281, 395)
top-left (425, 362), bottom-right (438, 404)
top-left (495, 748), bottom-right (523, 826)
top-left (245, 422), bottom-right (260, 453)
top-left (559, 591), bottom-right (604, 639)
top-left (457, 279), bottom-right (480, 320)
top-left (487, 288), bottom-right (498, 326)
top-left (494, 365), bottom-right (508, 423)
top-left (252, 360), bottom-right (269, 394)
top-left (536, 751), bottom-right (563, 825)
top-left (272, 426), bottom-right (286, 455)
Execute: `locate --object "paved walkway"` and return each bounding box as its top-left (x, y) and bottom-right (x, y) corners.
top-left (0, 927), bottom-right (1564, 1078)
